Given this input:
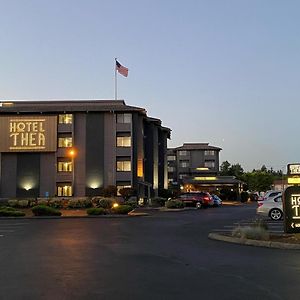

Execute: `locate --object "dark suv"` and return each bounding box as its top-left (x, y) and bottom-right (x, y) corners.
top-left (178, 192), bottom-right (214, 208)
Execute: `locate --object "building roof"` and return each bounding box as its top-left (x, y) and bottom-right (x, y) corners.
top-left (170, 143), bottom-right (222, 151)
top-left (0, 100), bottom-right (146, 114)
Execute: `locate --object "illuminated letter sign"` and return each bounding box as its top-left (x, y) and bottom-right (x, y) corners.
top-left (0, 116), bottom-right (57, 152)
top-left (287, 164), bottom-right (300, 176)
top-left (283, 186), bottom-right (300, 233)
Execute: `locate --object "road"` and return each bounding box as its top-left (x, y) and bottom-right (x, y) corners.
top-left (0, 203), bottom-right (299, 300)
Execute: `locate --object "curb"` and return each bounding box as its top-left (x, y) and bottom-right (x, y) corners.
top-left (208, 232), bottom-right (300, 250)
top-left (0, 214), bottom-right (147, 220)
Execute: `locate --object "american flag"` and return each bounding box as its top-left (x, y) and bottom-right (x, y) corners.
top-left (116, 60), bottom-right (128, 77)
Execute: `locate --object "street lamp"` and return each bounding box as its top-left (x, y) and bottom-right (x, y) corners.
top-left (68, 148), bottom-right (77, 196)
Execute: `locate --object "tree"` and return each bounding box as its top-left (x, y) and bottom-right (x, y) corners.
top-left (220, 161), bottom-right (232, 175)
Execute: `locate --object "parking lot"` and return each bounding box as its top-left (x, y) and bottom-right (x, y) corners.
top-left (0, 203), bottom-right (299, 300)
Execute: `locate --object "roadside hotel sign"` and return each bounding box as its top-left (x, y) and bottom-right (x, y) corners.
top-left (284, 163), bottom-right (300, 233)
top-left (0, 116), bottom-right (57, 152)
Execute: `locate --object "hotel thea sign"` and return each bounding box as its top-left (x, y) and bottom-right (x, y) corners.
top-left (0, 116), bottom-right (57, 152)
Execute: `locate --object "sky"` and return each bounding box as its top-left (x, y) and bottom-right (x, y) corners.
top-left (0, 0), bottom-right (300, 171)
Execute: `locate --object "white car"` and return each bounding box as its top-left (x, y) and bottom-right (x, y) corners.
top-left (256, 194), bottom-right (283, 220)
top-left (260, 190), bottom-right (282, 201)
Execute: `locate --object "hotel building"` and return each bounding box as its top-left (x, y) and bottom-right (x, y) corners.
top-left (0, 100), bottom-right (170, 199)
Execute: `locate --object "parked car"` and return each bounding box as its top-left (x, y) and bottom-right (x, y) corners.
top-left (256, 194), bottom-right (283, 220)
top-left (260, 190), bottom-right (282, 201)
top-left (178, 192), bottom-right (214, 208)
top-left (211, 194), bottom-right (222, 207)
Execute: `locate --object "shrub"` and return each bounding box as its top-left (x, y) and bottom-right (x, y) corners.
top-left (232, 225), bottom-right (269, 240)
top-left (240, 191), bottom-right (249, 203)
top-left (48, 199), bottom-right (64, 209)
top-left (37, 199), bottom-right (48, 206)
top-left (111, 205), bottom-right (133, 214)
top-left (150, 197), bottom-right (166, 207)
top-left (103, 185), bottom-right (117, 197)
top-left (251, 218), bottom-right (268, 231)
top-left (32, 205), bottom-right (61, 216)
top-left (119, 188), bottom-right (136, 200)
top-left (97, 198), bottom-right (114, 209)
top-left (8, 200), bottom-right (18, 207)
top-left (165, 199), bottom-right (185, 209)
top-left (0, 207), bottom-right (25, 217)
top-left (67, 198), bottom-right (92, 209)
top-left (87, 207), bottom-right (107, 215)
top-left (17, 200), bottom-right (29, 208)
top-left (125, 198), bottom-right (138, 208)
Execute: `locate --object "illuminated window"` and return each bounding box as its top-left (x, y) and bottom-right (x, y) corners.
top-left (57, 185), bottom-right (72, 196)
top-left (117, 161), bottom-right (131, 172)
top-left (117, 184), bottom-right (132, 196)
top-left (204, 160), bottom-right (215, 168)
top-left (117, 136), bottom-right (131, 147)
top-left (180, 161), bottom-right (189, 168)
top-left (168, 155), bottom-right (176, 161)
top-left (178, 150), bottom-right (188, 156)
top-left (58, 137), bottom-right (73, 147)
top-left (59, 114), bottom-right (73, 124)
top-left (117, 113), bottom-right (131, 124)
top-left (57, 160), bottom-right (73, 172)
top-left (168, 166), bottom-right (175, 172)
top-left (179, 174), bottom-right (187, 179)
top-left (204, 150), bottom-right (215, 156)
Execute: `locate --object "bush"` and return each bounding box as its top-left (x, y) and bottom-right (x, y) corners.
top-left (37, 199), bottom-right (48, 206)
top-left (48, 199), bottom-right (64, 209)
top-left (8, 200), bottom-right (18, 207)
top-left (17, 200), bottom-right (29, 208)
top-left (111, 205), bottom-right (133, 214)
top-left (32, 205), bottom-right (61, 216)
top-left (0, 206), bottom-right (25, 217)
top-left (67, 198), bottom-right (92, 209)
top-left (165, 199), bottom-right (185, 209)
top-left (232, 225), bottom-right (269, 240)
top-left (125, 198), bottom-right (138, 209)
top-left (150, 197), bottom-right (166, 207)
top-left (240, 191), bottom-right (249, 203)
top-left (97, 198), bottom-right (114, 209)
top-left (87, 207), bottom-right (107, 215)
top-left (103, 185), bottom-right (117, 197)
top-left (119, 188), bottom-right (136, 201)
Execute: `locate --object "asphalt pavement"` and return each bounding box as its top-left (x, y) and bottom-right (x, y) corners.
top-left (0, 203), bottom-right (299, 300)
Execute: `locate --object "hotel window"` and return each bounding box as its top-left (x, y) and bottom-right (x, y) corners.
top-left (58, 114), bottom-right (73, 124)
top-left (117, 113), bottom-right (131, 124)
top-left (117, 134), bottom-right (131, 147)
top-left (204, 160), bottom-right (215, 168)
top-left (180, 161), bottom-right (189, 168)
top-left (57, 184), bottom-right (72, 197)
top-left (58, 137), bottom-right (73, 148)
top-left (116, 183), bottom-right (132, 196)
top-left (178, 150), bottom-right (188, 156)
top-left (204, 150), bottom-right (215, 156)
top-left (168, 166), bottom-right (175, 172)
top-left (57, 159), bottom-right (73, 172)
top-left (179, 174), bottom-right (187, 179)
top-left (168, 155), bottom-right (176, 161)
top-left (117, 159), bottom-right (131, 172)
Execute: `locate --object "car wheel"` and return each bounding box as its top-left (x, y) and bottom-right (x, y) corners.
top-left (269, 208), bottom-right (283, 220)
top-left (196, 202), bottom-right (201, 209)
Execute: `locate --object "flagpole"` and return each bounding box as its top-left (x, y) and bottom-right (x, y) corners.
top-left (114, 57), bottom-right (117, 100)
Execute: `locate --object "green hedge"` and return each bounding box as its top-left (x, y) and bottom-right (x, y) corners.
top-left (111, 205), bottom-right (133, 214)
top-left (97, 198), bottom-right (115, 209)
top-left (67, 198), bottom-right (92, 208)
top-left (32, 205), bottom-right (61, 216)
top-left (87, 207), bottom-right (107, 215)
top-left (165, 199), bottom-right (185, 209)
top-left (0, 207), bottom-right (25, 217)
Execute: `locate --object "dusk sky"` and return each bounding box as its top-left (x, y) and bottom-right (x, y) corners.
top-left (1, 0), bottom-right (299, 171)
